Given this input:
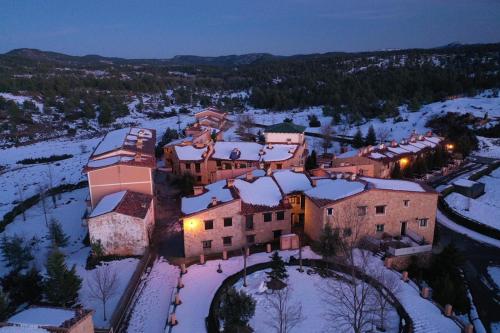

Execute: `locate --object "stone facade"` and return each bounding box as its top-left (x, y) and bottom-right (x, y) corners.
top-left (88, 199), bottom-right (154, 256)
top-left (304, 188), bottom-right (437, 244)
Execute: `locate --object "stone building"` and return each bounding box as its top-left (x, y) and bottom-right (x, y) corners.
top-left (87, 190), bottom-right (154, 256)
top-left (0, 306), bottom-right (94, 333)
top-left (84, 127), bottom-right (156, 209)
top-left (315, 131), bottom-right (443, 178)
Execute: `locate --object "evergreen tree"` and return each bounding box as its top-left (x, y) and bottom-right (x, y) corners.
top-left (219, 286), bottom-right (256, 331)
top-left (44, 248), bottom-right (82, 307)
top-left (48, 218), bottom-right (69, 247)
top-left (305, 150), bottom-right (317, 170)
top-left (0, 235), bottom-right (33, 272)
top-left (391, 162), bottom-right (402, 179)
top-left (364, 125), bottom-right (377, 146)
top-left (318, 224), bottom-right (340, 265)
top-left (1, 267), bottom-right (43, 306)
top-left (266, 251), bottom-right (288, 281)
top-left (352, 129), bottom-right (364, 148)
top-left (0, 288), bottom-right (10, 321)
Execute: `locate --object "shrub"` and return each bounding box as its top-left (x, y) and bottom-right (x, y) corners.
top-left (219, 286), bottom-right (256, 332)
top-left (17, 154), bottom-right (73, 165)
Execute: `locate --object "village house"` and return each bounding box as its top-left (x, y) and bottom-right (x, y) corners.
top-left (86, 190), bottom-right (154, 255)
top-left (0, 306), bottom-right (94, 333)
top-left (193, 106), bottom-right (227, 129)
top-left (84, 127), bottom-right (156, 255)
top-left (166, 121), bottom-right (308, 185)
top-left (314, 131), bottom-right (444, 178)
top-left (181, 168), bottom-right (438, 260)
top-left (84, 127), bottom-right (156, 209)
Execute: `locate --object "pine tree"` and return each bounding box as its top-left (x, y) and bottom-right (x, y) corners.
top-left (318, 224), bottom-right (340, 265)
top-left (44, 248), bottom-right (82, 307)
top-left (305, 150), bottom-right (318, 170)
top-left (219, 286), bottom-right (256, 331)
top-left (0, 235), bottom-right (33, 272)
top-left (266, 251), bottom-right (288, 282)
top-left (352, 129), bottom-right (364, 148)
top-left (364, 125), bottom-right (377, 146)
top-left (2, 267), bottom-right (43, 306)
top-left (391, 162), bottom-right (401, 179)
top-left (48, 218), bottom-right (69, 247)
top-left (0, 288), bottom-right (11, 321)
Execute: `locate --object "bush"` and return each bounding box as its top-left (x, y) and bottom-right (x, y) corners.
top-left (219, 286), bottom-right (256, 332)
top-left (17, 154), bottom-right (73, 165)
top-left (308, 114), bottom-right (321, 127)
top-left (48, 218), bottom-right (69, 247)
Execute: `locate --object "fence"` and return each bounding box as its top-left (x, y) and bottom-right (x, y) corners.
top-left (387, 244), bottom-right (433, 257)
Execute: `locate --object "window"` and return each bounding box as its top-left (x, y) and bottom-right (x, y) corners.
top-left (358, 169), bottom-right (364, 175)
top-left (326, 208), bottom-right (334, 216)
top-left (263, 212), bottom-right (272, 222)
top-left (245, 215), bottom-right (254, 230)
top-left (419, 218), bottom-right (428, 227)
top-left (376, 224), bottom-right (385, 232)
top-left (204, 220), bottom-right (214, 230)
top-left (246, 234), bottom-right (255, 244)
top-left (224, 163), bottom-right (231, 170)
top-left (375, 205), bottom-right (386, 215)
top-left (276, 164), bottom-right (282, 170)
top-left (276, 211), bottom-right (285, 220)
top-left (202, 240), bottom-right (212, 249)
top-left (357, 206), bottom-right (367, 216)
top-left (290, 196), bottom-right (301, 205)
top-left (239, 163), bottom-right (247, 169)
top-left (403, 200), bottom-right (410, 207)
top-left (216, 160), bottom-right (222, 167)
top-left (197, 176), bottom-right (202, 182)
top-left (273, 230), bottom-right (282, 239)
top-left (343, 228), bottom-right (352, 237)
top-left (185, 163), bottom-right (191, 170)
top-left (224, 217), bottom-right (232, 227)
top-left (222, 236), bottom-right (232, 246)
top-left (195, 163), bottom-right (201, 173)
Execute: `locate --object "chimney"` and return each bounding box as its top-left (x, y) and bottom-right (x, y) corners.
top-left (134, 153), bottom-right (142, 162)
top-left (259, 149), bottom-right (265, 156)
top-left (418, 135), bottom-right (424, 141)
top-left (350, 173), bottom-right (357, 181)
top-left (286, 138), bottom-right (292, 144)
top-left (311, 179), bottom-right (318, 186)
top-left (227, 178), bottom-right (235, 187)
top-left (193, 186), bottom-right (204, 195)
top-left (391, 140), bottom-right (398, 147)
top-left (426, 130), bottom-right (433, 137)
top-left (245, 171), bottom-right (253, 181)
top-left (267, 143), bottom-right (273, 149)
top-left (266, 168), bottom-right (272, 176)
top-left (211, 196), bottom-right (218, 206)
top-left (293, 166), bottom-right (304, 173)
top-left (379, 143), bottom-right (386, 150)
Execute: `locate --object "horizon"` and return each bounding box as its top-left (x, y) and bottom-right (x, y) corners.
top-left (2, 0), bottom-right (500, 58)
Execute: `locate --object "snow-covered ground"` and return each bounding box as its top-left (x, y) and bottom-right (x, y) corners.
top-left (172, 247), bottom-right (321, 333)
top-left (476, 137), bottom-right (500, 159)
top-left (0, 187), bottom-right (139, 329)
top-left (487, 266), bottom-right (500, 292)
top-left (126, 258), bottom-right (179, 333)
top-left (234, 267), bottom-right (399, 333)
top-left (444, 167), bottom-right (500, 231)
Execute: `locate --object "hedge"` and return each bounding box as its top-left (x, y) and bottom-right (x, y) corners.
top-left (17, 154), bottom-right (74, 165)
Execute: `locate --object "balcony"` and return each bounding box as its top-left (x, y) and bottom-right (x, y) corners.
top-left (364, 230), bottom-right (432, 257)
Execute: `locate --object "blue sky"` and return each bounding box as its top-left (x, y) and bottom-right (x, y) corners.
top-left (1, 0), bottom-right (499, 58)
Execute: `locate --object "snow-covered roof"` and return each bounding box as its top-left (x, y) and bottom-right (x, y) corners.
top-left (452, 178), bottom-right (479, 188)
top-left (337, 150), bottom-right (359, 158)
top-left (305, 179), bottom-right (365, 202)
top-left (273, 170), bottom-right (312, 194)
top-left (92, 128), bottom-right (130, 156)
top-left (87, 155), bottom-right (134, 168)
top-left (261, 144), bottom-right (297, 162)
top-left (211, 142), bottom-right (298, 162)
top-left (234, 177), bottom-right (283, 207)
top-left (361, 177), bottom-right (426, 192)
top-left (0, 325), bottom-right (49, 333)
top-left (181, 180), bottom-right (234, 215)
top-left (174, 145), bottom-right (207, 161)
top-left (89, 191), bottom-right (127, 217)
top-left (7, 307), bottom-right (75, 327)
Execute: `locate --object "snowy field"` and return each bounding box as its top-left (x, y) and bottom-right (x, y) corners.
top-left (445, 167), bottom-right (500, 231)
top-left (234, 267), bottom-right (399, 333)
top-left (0, 187), bottom-right (139, 329)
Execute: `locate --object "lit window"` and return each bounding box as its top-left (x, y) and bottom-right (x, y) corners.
top-left (202, 240), bottom-right (212, 249)
top-left (376, 224), bottom-right (385, 232)
top-left (327, 208), bottom-right (334, 216)
top-left (419, 218), bottom-right (428, 227)
top-left (375, 205), bottom-right (386, 215)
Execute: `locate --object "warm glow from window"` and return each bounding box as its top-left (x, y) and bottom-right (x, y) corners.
top-left (446, 144), bottom-right (454, 150)
top-left (185, 219), bottom-right (198, 231)
top-left (399, 158), bottom-right (409, 168)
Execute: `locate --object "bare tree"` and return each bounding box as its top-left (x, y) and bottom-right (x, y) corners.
top-left (38, 184), bottom-right (49, 227)
top-left (372, 267), bottom-right (400, 332)
top-left (377, 127), bottom-right (391, 144)
top-left (320, 123), bottom-right (334, 155)
top-left (87, 265), bottom-right (119, 321)
top-left (46, 165), bottom-right (56, 208)
top-left (16, 183), bottom-right (26, 221)
top-left (265, 286), bottom-right (304, 333)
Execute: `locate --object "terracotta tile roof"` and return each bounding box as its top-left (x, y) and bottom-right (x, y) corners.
top-left (115, 191), bottom-right (153, 219)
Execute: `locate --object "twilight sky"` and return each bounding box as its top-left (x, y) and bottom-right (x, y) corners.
top-left (1, 0), bottom-right (499, 58)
